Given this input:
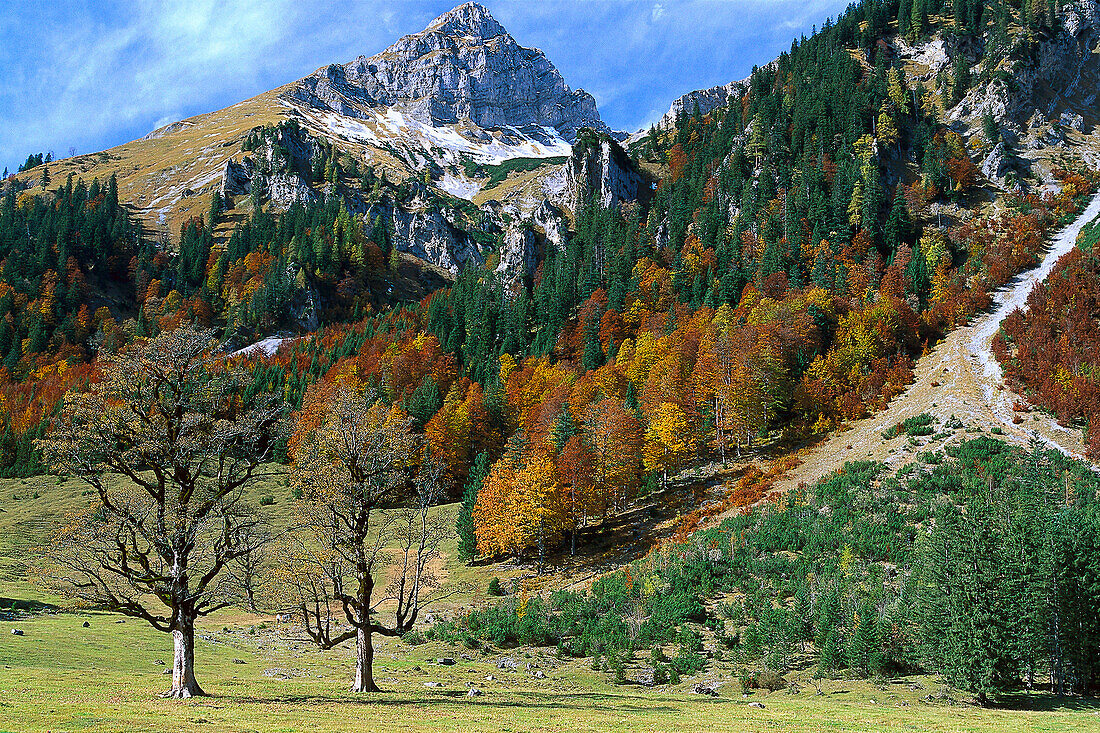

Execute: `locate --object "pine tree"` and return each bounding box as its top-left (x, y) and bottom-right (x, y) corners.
top-left (456, 451), bottom-right (489, 562)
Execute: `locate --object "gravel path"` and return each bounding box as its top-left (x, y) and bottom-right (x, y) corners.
top-left (776, 191), bottom-right (1100, 492)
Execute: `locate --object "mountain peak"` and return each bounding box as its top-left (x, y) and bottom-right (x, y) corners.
top-left (425, 2), bottom-right (506, 40)
top-left (286, 1), bottom-right (610, 140)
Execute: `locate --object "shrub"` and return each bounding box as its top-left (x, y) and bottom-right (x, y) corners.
top-left (487, 577), bottom-right (505, 596)
top-left (402, 630), bottom-right (427, 645)
top-left (259, 495), bottom-right (275, 506)
top-left (652, 664), bottom-right (670, 685)
top-left (742, 668), bottom-right (786, 691)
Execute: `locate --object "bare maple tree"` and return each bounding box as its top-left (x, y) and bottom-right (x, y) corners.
top-left (36, 325), bottom-right (284, 698)
top-left (283, 384), bottom-right (454, 692)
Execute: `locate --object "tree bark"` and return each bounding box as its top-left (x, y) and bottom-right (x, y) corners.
top-left (166, 620), bottom-right (205, 698)
top-left (352, 625), bottom-right (379, 693)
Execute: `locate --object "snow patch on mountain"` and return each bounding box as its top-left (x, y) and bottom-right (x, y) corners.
top-left (293, 102), bottom-right (572, 169)
top-left (438, 172), bottom-right (481, 200)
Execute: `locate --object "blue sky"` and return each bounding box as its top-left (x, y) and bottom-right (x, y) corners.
top-left (0, 0), bottom-right (850, 174)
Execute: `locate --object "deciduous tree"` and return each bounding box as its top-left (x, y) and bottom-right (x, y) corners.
top-left (36, 325), bottom-right (283, 698)
top-left (284, 385), bottom-right (451, 693)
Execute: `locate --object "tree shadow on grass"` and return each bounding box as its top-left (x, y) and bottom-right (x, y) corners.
top-left (219, 689), bottom-right (693, 713)
top-left (0, 597), bottom-right (59, 614)
top-left (989, 693), bottom-right (1100, 713)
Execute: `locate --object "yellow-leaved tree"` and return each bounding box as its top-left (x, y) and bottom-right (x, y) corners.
top-left (474, 438), bottom-right (567, 571)
top-left (643, 401), bottom-right (696, 489)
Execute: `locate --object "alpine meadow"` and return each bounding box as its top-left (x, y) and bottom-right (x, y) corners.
top-left (3, 1), bottom-right (1100, 731)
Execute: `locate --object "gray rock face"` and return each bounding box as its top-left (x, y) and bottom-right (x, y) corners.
top-left (220, 124), bottom-right (320, 209)
top-left (981, 142), bottom-right (1009, 182)
top-left (220, 159), bottom-right (251, 197)
top-left (532, 199), bottom-right (568, 253)
top-left (492, 200), bottom-right (570, 286)
top-left (495, 224), bottom-right (538, 284)
top-left (658, 78), bottom-right (748, 130)
top-left (949, 2), bottom-right (1099, 130)
top-left (364, 183), bottom-right (487, 274)
top-left (286, 2), bottom-right (608, 140)
top-left (562, 130), bottom-right (651, 213)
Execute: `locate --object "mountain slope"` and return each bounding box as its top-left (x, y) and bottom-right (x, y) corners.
top-left (775, 190), bottom-right (1100, 498)
top-left (6, 3), bottom-right (608, 254)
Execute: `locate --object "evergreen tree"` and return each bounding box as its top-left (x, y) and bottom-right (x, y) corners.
top-left (456, 451), bottom-right (490, 561)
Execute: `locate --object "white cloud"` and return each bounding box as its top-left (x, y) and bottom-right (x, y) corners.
top-left (0, 0), bottom-right (410, 168)
top-left (0, 0), bottom-right (855, 168)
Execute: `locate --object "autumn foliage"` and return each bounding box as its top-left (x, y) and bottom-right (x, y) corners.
top-left (994, 217), bottom-right (1100, 456)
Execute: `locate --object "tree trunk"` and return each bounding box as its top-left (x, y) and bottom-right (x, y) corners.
top-left (166, 619), bottom-right (205, 698)
top-left (352, 625), bottom-right (379, 693)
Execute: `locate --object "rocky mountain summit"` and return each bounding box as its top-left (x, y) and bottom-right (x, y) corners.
top-left (287, 2), bottom-right (609, 142)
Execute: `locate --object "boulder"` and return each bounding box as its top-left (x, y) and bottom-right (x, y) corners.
top-left (1059, 110), bottom-right (1085, 132)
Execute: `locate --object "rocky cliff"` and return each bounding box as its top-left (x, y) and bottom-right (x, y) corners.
top-left (366, 181), bottom-right (489, 274)
top-left (911, 0), bottom-right (1099, 136)
top-left (656, 78), bottom-right (748, 130)
top-left (562, 129), bottom-right (652, 213)
top-left (494, 199), bottom-right (570, 286)
top-left (897, 0), bottom-right (1100, 186)
top-left (286, 2), bottom-right (609, 141)
top-left (219, 120), bottom-right (318, 209)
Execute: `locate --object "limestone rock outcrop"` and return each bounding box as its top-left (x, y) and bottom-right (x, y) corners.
top-left (219, 122), bottom-right (319, 209)
top-left (657, 79), bottom-right (748, 130)
top-left (562, 129), bottom-right (652, 213)
top-left (285, 2), bottom-right (609, 140)
top-left (362, 182), bottom-right (488, 274)
top-left (946, 0), bottom-right (1099, 130)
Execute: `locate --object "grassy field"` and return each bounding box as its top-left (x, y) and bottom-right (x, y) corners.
top-left (2, 474), bottom-right (1100, 732)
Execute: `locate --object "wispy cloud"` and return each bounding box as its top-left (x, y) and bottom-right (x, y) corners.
top-left (0, 0), bottom-right (851, 171)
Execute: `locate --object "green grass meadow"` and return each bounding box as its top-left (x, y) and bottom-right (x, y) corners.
top-left (1, 473), bottom-right (1099, 732)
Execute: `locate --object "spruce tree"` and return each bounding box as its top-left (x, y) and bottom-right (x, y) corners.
top-left (456, 451), bottom-right (490, 562)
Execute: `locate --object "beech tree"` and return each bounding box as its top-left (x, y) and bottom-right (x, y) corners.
top-left (36, 325), bottom-right (283, 698)
top-left (284, 384), bottom-right (451, 693)
top-left (643, 401), bottom-right (695, 489)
